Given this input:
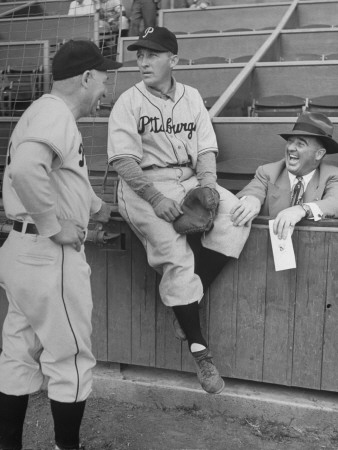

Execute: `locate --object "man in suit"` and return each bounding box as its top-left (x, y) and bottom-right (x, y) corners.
top-left (231, 112), bottom-right (338, 239)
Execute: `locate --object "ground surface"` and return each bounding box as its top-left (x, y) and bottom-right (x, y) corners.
top-left (23, 391), bottom-right (338, 450)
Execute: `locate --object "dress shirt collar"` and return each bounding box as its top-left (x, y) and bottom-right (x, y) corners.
top-left (288, 169), bottom-right (316, 191)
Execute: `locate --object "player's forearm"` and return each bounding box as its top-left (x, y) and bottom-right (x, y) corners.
top-left (112, 157), bottom-right (165, 207)
top-left (196, 151), bottom-right (217, 189)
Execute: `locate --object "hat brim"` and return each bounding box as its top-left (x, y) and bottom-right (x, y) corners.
top-left (280, 131), bottom-right (338, 154)
top-left (95, 59), bottom-right (123, 71)
top-left (127, 40), bottom-right (170, 52)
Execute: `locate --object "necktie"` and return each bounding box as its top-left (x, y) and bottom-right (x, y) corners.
top-left (291, 176), bottom-right (304, 206)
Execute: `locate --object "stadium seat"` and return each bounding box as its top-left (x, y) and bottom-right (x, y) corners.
top-left (300, 24), bottom-right (333, 28)
top-left (280, 53), bottom-right (323, 61)
top-left (324, 53), bottom-right (338, 60)
top-left (307, 95), bottom-right (338, 117)
top-left (229, 55), bottom-right (253, 63)
top-left (177, 58), bottom-right (191, 65)
top-left (203, 95), bottom-right (245, 117)
top-left (190, 29), bottom-right (221, 34)
top-left (222, 28), bottom-right (254, 32)
top-left (192, 56), bottom-right (227, 65)
top-left (250, 94), bottom-right (306, 117)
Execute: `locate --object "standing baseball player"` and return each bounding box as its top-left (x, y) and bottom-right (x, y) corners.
top-left (108, 27), bottom-right (250, 394)
top-left (0, 40), bottom-right (121, 450)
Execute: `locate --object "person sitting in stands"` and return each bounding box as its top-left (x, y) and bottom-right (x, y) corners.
top-left (99, 0), bottom-right (129, 36)
top-left (186, 0), bottom-right (212, 9)
top-left (231, 112), bottom-right (338, 239)
top-left (68, 0), bottom-right (99, 16)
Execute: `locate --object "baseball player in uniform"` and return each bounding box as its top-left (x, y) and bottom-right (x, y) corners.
top-left (0, 40), bottom-right (121, 450)
top-left (108, 27), bottom-right (250, 394)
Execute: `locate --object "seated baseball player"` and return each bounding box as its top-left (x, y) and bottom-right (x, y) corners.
top-left (107, 26), bottom-right (250, 394)
top-left (231, 112), bottom-right (338, 235)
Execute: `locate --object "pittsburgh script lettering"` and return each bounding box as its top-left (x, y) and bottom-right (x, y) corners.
top-left (138, 116), bottom-right (196, 139)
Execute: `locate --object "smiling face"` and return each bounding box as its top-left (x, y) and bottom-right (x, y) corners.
top-left (136, 48), bottom-right (177, 92)
top-left (285, 135), bottom-right (326, 176)
top-left (85, 69), bottom-right (108, 116)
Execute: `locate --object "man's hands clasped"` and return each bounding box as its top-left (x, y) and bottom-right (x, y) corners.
top-left (50, 219), bottom-right (86, 252)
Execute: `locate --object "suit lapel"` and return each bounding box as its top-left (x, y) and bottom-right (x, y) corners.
top-left (303, 168), bottom-right (321, 202)
top-left (267, 167), bottom-right (291, 217)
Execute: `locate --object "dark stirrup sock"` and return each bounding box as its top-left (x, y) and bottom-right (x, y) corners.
top-left (195, 247), bottom-right (231, 292)
top-left (50, 399), bottom-right (86, 450)
top-left (0, 391), bottom-right (29, 450)
top-left (172, 301), bottom-right (207, 349)
top-left (187, 235), bottom-right (231, 292)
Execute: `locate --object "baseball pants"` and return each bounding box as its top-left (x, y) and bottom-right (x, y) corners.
top-left (0, 230), bottom-right (95, 403)
top-left (118, 167), bottom-right (250, 307)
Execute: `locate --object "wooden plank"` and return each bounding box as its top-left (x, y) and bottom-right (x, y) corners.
top-left (291, 231), bottom-right (327, 389)
top-left (107, 222), bottom-right (133, 363)
top-left (0, 14), bottom-right (98, 46)
top-left (131, 232), bottom-right (157, 367)
top-left (252, 63), bottom-right (338, 99)
top-left (280, 29), bottom-right (338, 58)
top-left (0, 40), bottom-right (49, 71)
top-left (85, 242), bottom-right (108, 361)
top-left (298, 2), bottom-right (338, 26)
top-left (155, 275), bottom-right (183, 371)
top-left (233, 227), bottom-right (268, 381)
top-left (159, 5), bottom-right (289, 33)
top-left (213, 119), bottom-right (338, 172)
top-left (120, 32), bottom-right (270, 63)
top-left (321, 232), bottom-right (338, 391)
top-left (37, 0), bottom-right (71, 16)
top-left (121, 29), bottom-right (338, 65)
top-left (113, 66), bottom-right (241, 102)
top-left (209, 258), bottom-right (238, 377)
top-left (262, 232), bottom-right (297, 385)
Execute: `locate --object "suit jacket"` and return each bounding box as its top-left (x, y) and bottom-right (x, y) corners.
top-left (237, 159), bottom-right (338, 219)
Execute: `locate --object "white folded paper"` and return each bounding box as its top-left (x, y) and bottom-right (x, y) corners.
top-left (269, 220), bottom-right (296, 271)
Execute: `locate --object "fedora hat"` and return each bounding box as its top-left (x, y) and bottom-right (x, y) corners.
top-left (279, 112), bottom-right (338, 154)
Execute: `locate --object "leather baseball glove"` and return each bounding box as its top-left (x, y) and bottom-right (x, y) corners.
top-left (173, 186), bottom-right (220, 234)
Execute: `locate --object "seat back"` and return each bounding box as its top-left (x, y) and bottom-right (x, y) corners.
top-left (250, 94), bottom-right (306, 117)
top-left (307, 95), bottom-right (338, 117)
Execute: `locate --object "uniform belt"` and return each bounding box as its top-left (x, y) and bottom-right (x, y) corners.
top-left (143, 163), bottom-right (191, 170)
top-left (13, 221), bottom-right (39, 234)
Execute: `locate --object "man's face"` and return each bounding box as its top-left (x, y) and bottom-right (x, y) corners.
top-left (86, 69), bottom-right (108, 116)
top-left (285, 135), bottom-right (326, 176)
top-left (136, 48), bottom-right (176, 90)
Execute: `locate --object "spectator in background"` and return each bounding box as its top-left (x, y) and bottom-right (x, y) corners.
top-left (186, 0), bottom-right (211, 8)
top-left (99, 0), bottom-right (129, 36)
top-left (129, 0), bottom-right (159, 36)
top-left (68, 0), bottom-right (99, 16)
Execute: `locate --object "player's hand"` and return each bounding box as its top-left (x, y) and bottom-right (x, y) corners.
top-left (153, 197), bottom-right (183, 222)
top-left (91, 201), bottom-right (113, 223)
top-left (273, 205), bottom-right (306, 240)
top-left (230, 195), bottom-right (261, 227)
top-left (50, 219), bottom-right (86, 252)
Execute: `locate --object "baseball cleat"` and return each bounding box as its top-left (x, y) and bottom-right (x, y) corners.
top-left (192, 347), bottom-right (225, 394)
